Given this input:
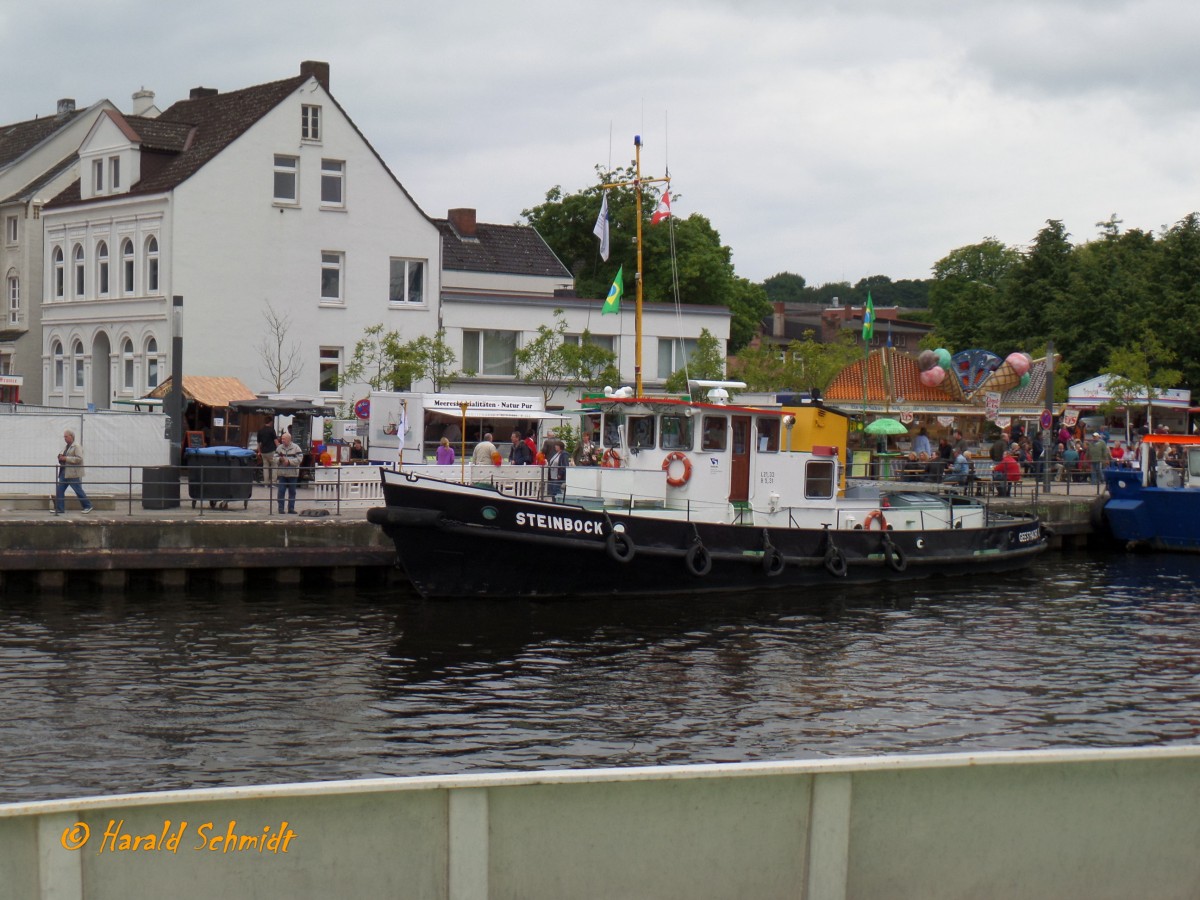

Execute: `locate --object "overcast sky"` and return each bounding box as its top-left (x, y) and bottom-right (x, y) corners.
top-left (3, 0), bottom-right (1197, 288)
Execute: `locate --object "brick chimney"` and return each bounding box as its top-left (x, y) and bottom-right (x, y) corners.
top-left (448, 208), bottom-right (477, 237)
top-left (300, 60), bottom-right (330, 91)
top-left (189, 87), bottom-right (218, 100)
top-left (56, 99), bottom-right (75, 118)
top-left (772, 302), bottom-right (786, 338)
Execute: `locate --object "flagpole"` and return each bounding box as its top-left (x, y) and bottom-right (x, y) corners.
top-left (600, 136), bottom-right (669, 398)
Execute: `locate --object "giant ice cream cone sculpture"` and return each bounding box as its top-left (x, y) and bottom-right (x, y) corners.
top-left (974, 360), bottom-right (1020, 395)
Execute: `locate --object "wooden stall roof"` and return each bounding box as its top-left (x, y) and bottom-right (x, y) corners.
top-left (147, 376), bottom-right (257, 407)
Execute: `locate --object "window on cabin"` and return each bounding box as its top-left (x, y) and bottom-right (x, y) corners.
top-left (701, 415), bottom-right (727, 451)
top-left (756, 417), bottom-right (780, 452)
top-left (805, 460), bottom-right (836, 499)
top-left (628, 415), bottom-right (656, 450)
top-left (660, 414), bottom-right (693, 450)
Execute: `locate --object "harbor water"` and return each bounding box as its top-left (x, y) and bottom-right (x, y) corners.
top-left (2, 551), bottom-right (1198, 804)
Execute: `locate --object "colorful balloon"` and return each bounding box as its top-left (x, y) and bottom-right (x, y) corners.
top-left (934, 348), bottom-right (952, 370)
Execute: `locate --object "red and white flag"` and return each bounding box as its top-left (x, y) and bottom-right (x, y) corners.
top-left (650, 188), bottom-right (671, 225)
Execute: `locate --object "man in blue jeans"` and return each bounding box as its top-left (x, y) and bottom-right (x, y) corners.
top-left (274, 431), bottom-right (304, 513)
top-left (54, 429), bottom-right (94, 515)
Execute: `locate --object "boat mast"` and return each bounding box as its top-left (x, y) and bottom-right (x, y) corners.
top-left (602, 135), bottom-right (668, 397)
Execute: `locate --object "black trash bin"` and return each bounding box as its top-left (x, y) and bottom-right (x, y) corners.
top-left (141, 466), bottom-right (181, 510)
top-left (187, 446), bottom-right (256, 509)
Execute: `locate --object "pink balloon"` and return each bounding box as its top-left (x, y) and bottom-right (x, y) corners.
top-left (1006, 352), bottom-right (1030, 376)
top-left (920, 365), bottom-right (946, 387)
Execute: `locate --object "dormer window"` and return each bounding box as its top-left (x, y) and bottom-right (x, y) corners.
top-left (110, 156), bottom-right (121, 191)
top-left (92, 159), bottom-right (103, 194)
top-left (302, 105), bottom-right (321, 141)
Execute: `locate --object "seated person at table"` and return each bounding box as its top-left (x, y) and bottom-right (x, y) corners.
top-left (992, 447), bottom-right (1022, 497)
top-left (944, 450), bottom-right (971, 484)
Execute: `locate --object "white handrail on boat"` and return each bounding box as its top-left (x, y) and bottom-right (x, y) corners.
top-left (3, 746), bottom-right (1198, 900)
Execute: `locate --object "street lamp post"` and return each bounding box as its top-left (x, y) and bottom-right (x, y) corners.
top-left (1042, 340), bottom-right (1055, 491)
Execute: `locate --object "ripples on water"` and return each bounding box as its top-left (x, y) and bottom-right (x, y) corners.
top-left (2, 552), bottom-right (1198, 802)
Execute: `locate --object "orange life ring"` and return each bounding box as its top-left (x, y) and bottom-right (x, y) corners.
top-left (863, 510), bottom-right (888, 531)
top-left (601, 448), bottom-right (621, 468)
top-left (662, 451), bottom-right (692, 486)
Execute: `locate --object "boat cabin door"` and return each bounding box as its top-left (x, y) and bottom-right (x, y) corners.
top-left (730, 415), bottom-right (751, 502)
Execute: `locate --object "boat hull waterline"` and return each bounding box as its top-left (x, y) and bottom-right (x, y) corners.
top-left (368, 472), bottom-right (1046, 599)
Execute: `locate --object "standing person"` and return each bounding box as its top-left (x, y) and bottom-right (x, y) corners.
top-left (912, 427), bottom-right (932, 458)
top-left (953, 429), bottom-right (968, 455)
top-left (1087, 432), bottom-right (1110, 485)
top-left (435, 437), bottom-right (455, 465)
top-left (256, 420), bottom-right (279, 486)
top-left (348, 438), bottom-right (367, 461)
top-left (472, 433), bottom-right (498, 465)
top-left (509, 431), bottom-right (533, 465)
top-left (546, 440), bottom-right (568, 502)
top-left (274, 431), bottom-right (304, 514)
top-left (53, 429), bottom-right (93, 515)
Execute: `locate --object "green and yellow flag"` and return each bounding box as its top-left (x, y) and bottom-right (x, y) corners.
top-left (862, 291), bottom-right (875, 341)
top-left (601, 266), bottom-right (623, 315)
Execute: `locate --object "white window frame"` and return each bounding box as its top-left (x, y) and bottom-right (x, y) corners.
top-left (657, 337), bottom-right (700, 380)
top-left (52, 246), bottom-right (64, 299)
top-left (110, 156), bottom-right (121, 191)
top-left (320, 159), bottom-right (344, 207)
top-left (320, 251), bottom-right (343, 304)
top-left (4, 216), bottom-right (16, 245)
top-left (301, 104), bottom-right (321, 142)
top-left (73, 244), bottom-right (85, 298)
top-left (388, 258), bottom-right (425, 305)
top-left (145, 236), bottom-right (159, 294)
top-left (7, 274), bottom-right (18, 325)
top-left (92, 159), bottom-right (104, 194)
top-left (145, 337), bottom-right (160, 390)
top-left (121, 238), bottom-right (135, 295)
top-left (565, 333), bottom-right (616, 354)
top-left (273, 155), bottom-right (298, 204)
top-left (462, 329), bottom-right (518, 378)
top-left (318, 346), bottom-right (341, 394)
top-left (52, 340), bottom-right (64, 390)
top-left (72, 339), bottom-right (85, 391)
top-left (121, 338), bottom-right (134, 391)
top-left (96, 241), bottom-right (109, 297)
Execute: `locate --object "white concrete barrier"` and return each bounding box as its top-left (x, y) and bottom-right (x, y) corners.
top-left (2, 747), bottom-right (1198, 899)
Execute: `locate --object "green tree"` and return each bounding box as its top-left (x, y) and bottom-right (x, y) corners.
top-left (1100, 331), bottom-right (1182, 437)
top-left (734, 331), bottom-right (861, 393)
top-left (407, 330), bottom-right (459, 393)
top-left (996, 219), bottom-right (1073, 349)
top-left (762, 272), bottom-right (808, 303)
top-left (664, 328), bottom-right (726, 393)
top-left (340, 324), bottom-right (406, 391)
top-left (560, 331), bottom-right (620, 393)
top-left (514, 312), bottom-right (571, 406)
top-left (928, 238), bottom-right (1020, 350)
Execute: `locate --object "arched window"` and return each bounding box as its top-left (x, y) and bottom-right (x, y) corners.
top-left (73, 244), bottom-right (85, 298)
top-left (96, 241), bottom-right (109, 296)
top-left (122, 338), bottom-right (134, 391)
top-left (6, 271), bottom-right (18, 326)
top-left (52, 340), bottom-right (64, 390)
top-left (72, 339), bottom-right (85, 391)
top-left (53, 246), bottom-right (64, 299)
top-left (145, 236), bottom-right (159, 294)
top-left (121, 238), bottom-right (134, 294)
top-left (145, 337), bottom-right (159, 389)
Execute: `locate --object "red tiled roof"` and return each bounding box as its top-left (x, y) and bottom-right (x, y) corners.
top-left (825, 348), bottom-right (962, 404)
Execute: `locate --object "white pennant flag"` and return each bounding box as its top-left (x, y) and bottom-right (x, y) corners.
top-left (593, 192), bottom-right (610, 261)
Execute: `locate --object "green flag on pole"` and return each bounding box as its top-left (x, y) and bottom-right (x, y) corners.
top-left (602, 266), bottom-right (623, 315)
top-left (862, 291), bottom-right (874, 341)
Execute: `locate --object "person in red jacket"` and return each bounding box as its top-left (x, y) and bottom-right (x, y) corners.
top-left (992, 445), bottom-right (1022, 497)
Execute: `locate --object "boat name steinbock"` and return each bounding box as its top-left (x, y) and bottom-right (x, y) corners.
top-left (1018, 528), bottom-right (1041, 544)
top-left (514, 511), bottom-right (605, 536)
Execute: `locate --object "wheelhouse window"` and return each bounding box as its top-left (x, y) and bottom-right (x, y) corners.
top-left (145, 236), bottom-right (159, 293)
top-left (52, 340), bottom-right (64, 389)
top-left (73, 244), bottom-right (85, 298)
top-left (321, 251), bottom-right (343, 303)
top-left (301, 104), bottom-right (321, 141)
top-left (52, 246), bottom-right (64, 298)
top-left (628, 415), bottom-right (656, 450)
top-left (462, 329), bottom-right (517, 377)
top-left (145, 337), bottom-right (159, 389)
top-left (661, 414), bottom-right (693, 450)
top-left (320, 159), bottom-right (344, 207)
top-left (121, 338), bottom-right (134, 391)
top-left (805, 460), bottom-right (836, 499)
top-left (701, 415), bottom-right (727, 452)
top-left (96, 241), bottom-right (109, 296)
top-left (319, 346), bottom-right (341, 393)
top-left (389, 258), bottom-right (425, 305)
top-left (121, 239), bottom-right (134, 294)
top-left (72, 339), bottom-right (85, 390)
top-left (756, 417), bottom-right (780, 452)
top-left (273, 155), bottom-right (298, 203)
